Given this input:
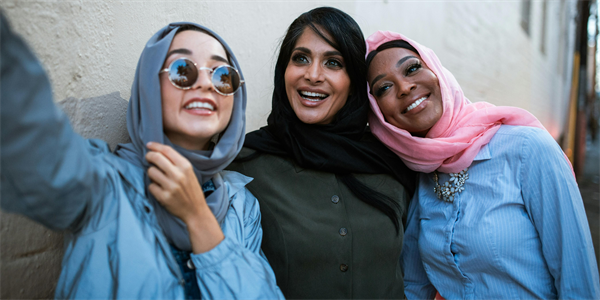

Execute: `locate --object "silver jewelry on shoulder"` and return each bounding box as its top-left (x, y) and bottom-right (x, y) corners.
top-left (433, 168), bottom-right (469, 202)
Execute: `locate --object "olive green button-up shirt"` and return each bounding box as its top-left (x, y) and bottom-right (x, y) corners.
top-left (228, 148), bottom-right (408, 299)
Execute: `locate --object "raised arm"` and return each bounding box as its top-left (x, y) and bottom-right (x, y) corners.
top-left (520, 129), bottom-right (600, 299)
top-left (0, 14), bottom-right (106, 230)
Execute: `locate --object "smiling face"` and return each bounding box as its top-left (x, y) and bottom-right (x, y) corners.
top-left (367, 47), bottom-right (443, 137)
top-left (284, 27), bottom-right (351, 125)
top-left (160, 30), bottom-right (234, 150)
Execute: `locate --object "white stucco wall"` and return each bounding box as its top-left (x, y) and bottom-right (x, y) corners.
top-left (0, 1), bottom-right (577, 298)
top-left (1, 0), bottom-right (576, 134)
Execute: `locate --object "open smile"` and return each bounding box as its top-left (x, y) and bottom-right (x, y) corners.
top-left (298, 90), bottom-right (330, 102)
top-left (183, 98), bottom-right (217, 115)
top-left (402, 94), bottom-right (429, 114)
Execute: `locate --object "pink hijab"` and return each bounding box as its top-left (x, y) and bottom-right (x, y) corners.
top-left (366, 31), bottom-right (546, 173)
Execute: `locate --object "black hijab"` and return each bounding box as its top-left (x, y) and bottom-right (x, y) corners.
top-left (244, 7), bottom-right (416, 231)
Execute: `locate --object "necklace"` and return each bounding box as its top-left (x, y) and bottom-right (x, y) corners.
top-left (433, 168), bottom-right (469, 202)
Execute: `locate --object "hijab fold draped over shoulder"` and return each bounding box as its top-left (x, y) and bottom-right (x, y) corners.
top-left (244, 65), bottom-right (416, 195)
top-left (366, 31), bottom-right (551, 174)
top-left (114, 22), bottom-right (247, 251)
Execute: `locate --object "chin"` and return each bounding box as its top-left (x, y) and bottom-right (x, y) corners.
top-left (297, 115), bottom-right (325, 124)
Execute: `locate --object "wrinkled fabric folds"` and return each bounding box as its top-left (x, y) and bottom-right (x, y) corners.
top-left (244, 53), bottom-right (416, 194)
top-left (114, 22), bottom-right (247, 251)
top-left (366, 31), bottom-right (546, 173)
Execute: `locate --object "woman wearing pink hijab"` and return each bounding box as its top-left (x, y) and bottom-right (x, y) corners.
top-left (365, 31), bottom-right (600, 299)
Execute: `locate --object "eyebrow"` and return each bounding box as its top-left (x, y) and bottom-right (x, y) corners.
top-left (211, 54), bottom-right (229, 64)
top-left (292, 47), bottom-right (343, 58)
top-left (370, 55), bottom-right (419, 90)
top-left (166, 48), bottom-right (192, 58)
top-left (396, 55), bottom-right (417, 68)
top-left (165, 49), bottom-right (229, 64)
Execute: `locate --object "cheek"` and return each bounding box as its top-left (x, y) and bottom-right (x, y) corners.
top-left (284, 67), bottom-right (299, 99)
top-left (220, 97), bottom-right (235, 126)
top-left (378, 98), bottom-right (397, 116)
top-left (426, 71), bottom-right (440, 93)
top-left (430, 76), bottom-right (443, 118)
top-left (160, 92), bottom-right (175, 125)
top-left (331, 73), bottom-right (350, 105)
top-left (160, 80), bottom-right (177, 114)
top-left (284, 64), bottom-right (298, 86)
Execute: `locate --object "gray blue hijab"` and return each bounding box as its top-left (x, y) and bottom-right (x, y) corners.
top-left (114, 22), bottom-right (246, 251)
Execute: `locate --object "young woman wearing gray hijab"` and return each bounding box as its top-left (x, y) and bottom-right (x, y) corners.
top-left (0, 15), bottom-right (283, 299)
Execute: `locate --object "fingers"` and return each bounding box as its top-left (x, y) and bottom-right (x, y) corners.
top-left (146, 150), bottom-right (178, 179)
top-left (146, 142), bottom-right (190, 167)
top-left (148, 182), bottom-right (168, 203)
top-left (147, 165), bottom-right (169, 189)
top-left (147, 167), bottom-right (183, 205)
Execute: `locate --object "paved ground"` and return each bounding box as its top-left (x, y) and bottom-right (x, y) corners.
top-left (580, 129), bottom-right (600, 274)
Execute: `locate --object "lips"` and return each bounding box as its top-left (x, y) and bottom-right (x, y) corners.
top-left (183, 98), bottom-right (216, 112)
top-left (402, 94), bottom-right (429, 114)
top-left (298, 90), bottom-right (329, 102)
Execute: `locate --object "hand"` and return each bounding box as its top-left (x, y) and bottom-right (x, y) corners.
top-left (145, 142), bottom-right (206, 223)
top-left (145, 142), bottom-right (224, 253)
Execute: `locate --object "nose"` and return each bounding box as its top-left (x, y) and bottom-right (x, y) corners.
top-left (304, 62), bottom-right (324, 83)
top-left (191, 68), bottom-right (213, 91)
top-left (396, 78), bottom-right (416, 98)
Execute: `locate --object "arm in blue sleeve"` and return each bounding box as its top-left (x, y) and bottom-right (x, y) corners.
top-left (402, 186), bottom-right (436, 300)
top-left (520, 129), bottom-right (600, 299)
top-left (0, 14), bottom-right (105, 230)
top-left (191, 188), bottom-right (284, 299)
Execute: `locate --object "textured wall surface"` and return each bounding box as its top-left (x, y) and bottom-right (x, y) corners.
top-left (59, 92), bottom-right (130, 151)
top-left (357, 1), bottom-right (577, 137)
top-left (0, 1), bottom-right (577, 298)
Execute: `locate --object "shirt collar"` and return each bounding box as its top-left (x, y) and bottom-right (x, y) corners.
top-left (473, 143), bottom-right (492, 161)
top-left (220, 170), bottom-right (253, 196)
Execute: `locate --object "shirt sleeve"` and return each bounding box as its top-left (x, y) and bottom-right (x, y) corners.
top-left (190, 188), bottom-right (285, 299)
top-left (0, 14), bottom-right (106, 231)
top-left (520, 128), bottom-right (600, 299)
top-left (402, 186), bottom-right (437, 300)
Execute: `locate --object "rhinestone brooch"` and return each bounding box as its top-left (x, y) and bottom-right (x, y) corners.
top-left (433, 168), bottom-right (469, 202)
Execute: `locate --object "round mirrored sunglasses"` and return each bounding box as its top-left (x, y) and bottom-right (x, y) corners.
top-left (159, 58), bottom-right (244, 96)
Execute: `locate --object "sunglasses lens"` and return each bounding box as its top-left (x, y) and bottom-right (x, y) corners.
top-left (168, 58), bottom-right (197, 89)
top-left (212, 66), bottom-right (241, 95)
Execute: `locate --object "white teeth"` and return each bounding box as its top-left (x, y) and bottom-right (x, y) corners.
top-left (299, 90), bottom-right (328, 99)
top-left (185, 101), bottom-right (214, 111)
top-left (405, 96), bottom-right (427, 113)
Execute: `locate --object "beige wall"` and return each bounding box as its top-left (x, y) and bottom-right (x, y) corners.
top-left (1, 1), bottom-right (576, 135)
top-left (0, 1), bottom-right (577, 298)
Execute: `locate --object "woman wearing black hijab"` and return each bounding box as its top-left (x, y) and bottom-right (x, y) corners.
top-left (227, 7), bottom-right (416, 299)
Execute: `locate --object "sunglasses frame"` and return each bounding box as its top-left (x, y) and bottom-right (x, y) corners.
top-left (159, 58), bottom-right (245, 96)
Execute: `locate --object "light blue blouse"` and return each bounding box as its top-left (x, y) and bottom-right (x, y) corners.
top-left (402, 125), bottom-right (600, 299)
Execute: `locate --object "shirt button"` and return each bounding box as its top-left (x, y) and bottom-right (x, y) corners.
top-left (179, 279), bottom-right (185, 286)
top-left (340, 264), bottom-right (348, 272)
top-left (339, 228), bottom-right (348, 236)
top-left (331, 195), bottom-right (340, 204)
top-left (186, 259), bottom-right (195, 270)
top-left (144, 206), bottom-right (151, 213)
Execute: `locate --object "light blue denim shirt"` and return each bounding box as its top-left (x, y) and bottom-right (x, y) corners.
top-left (402, 125), bottom-right (600, 300)
top-left (0, 14), bottom-right (283, 300)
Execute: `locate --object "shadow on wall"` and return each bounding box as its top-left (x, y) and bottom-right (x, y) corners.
top-left (0, 92), bottom-right (130, 299)
top-left (60, 92), bottom-right (131, 151)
